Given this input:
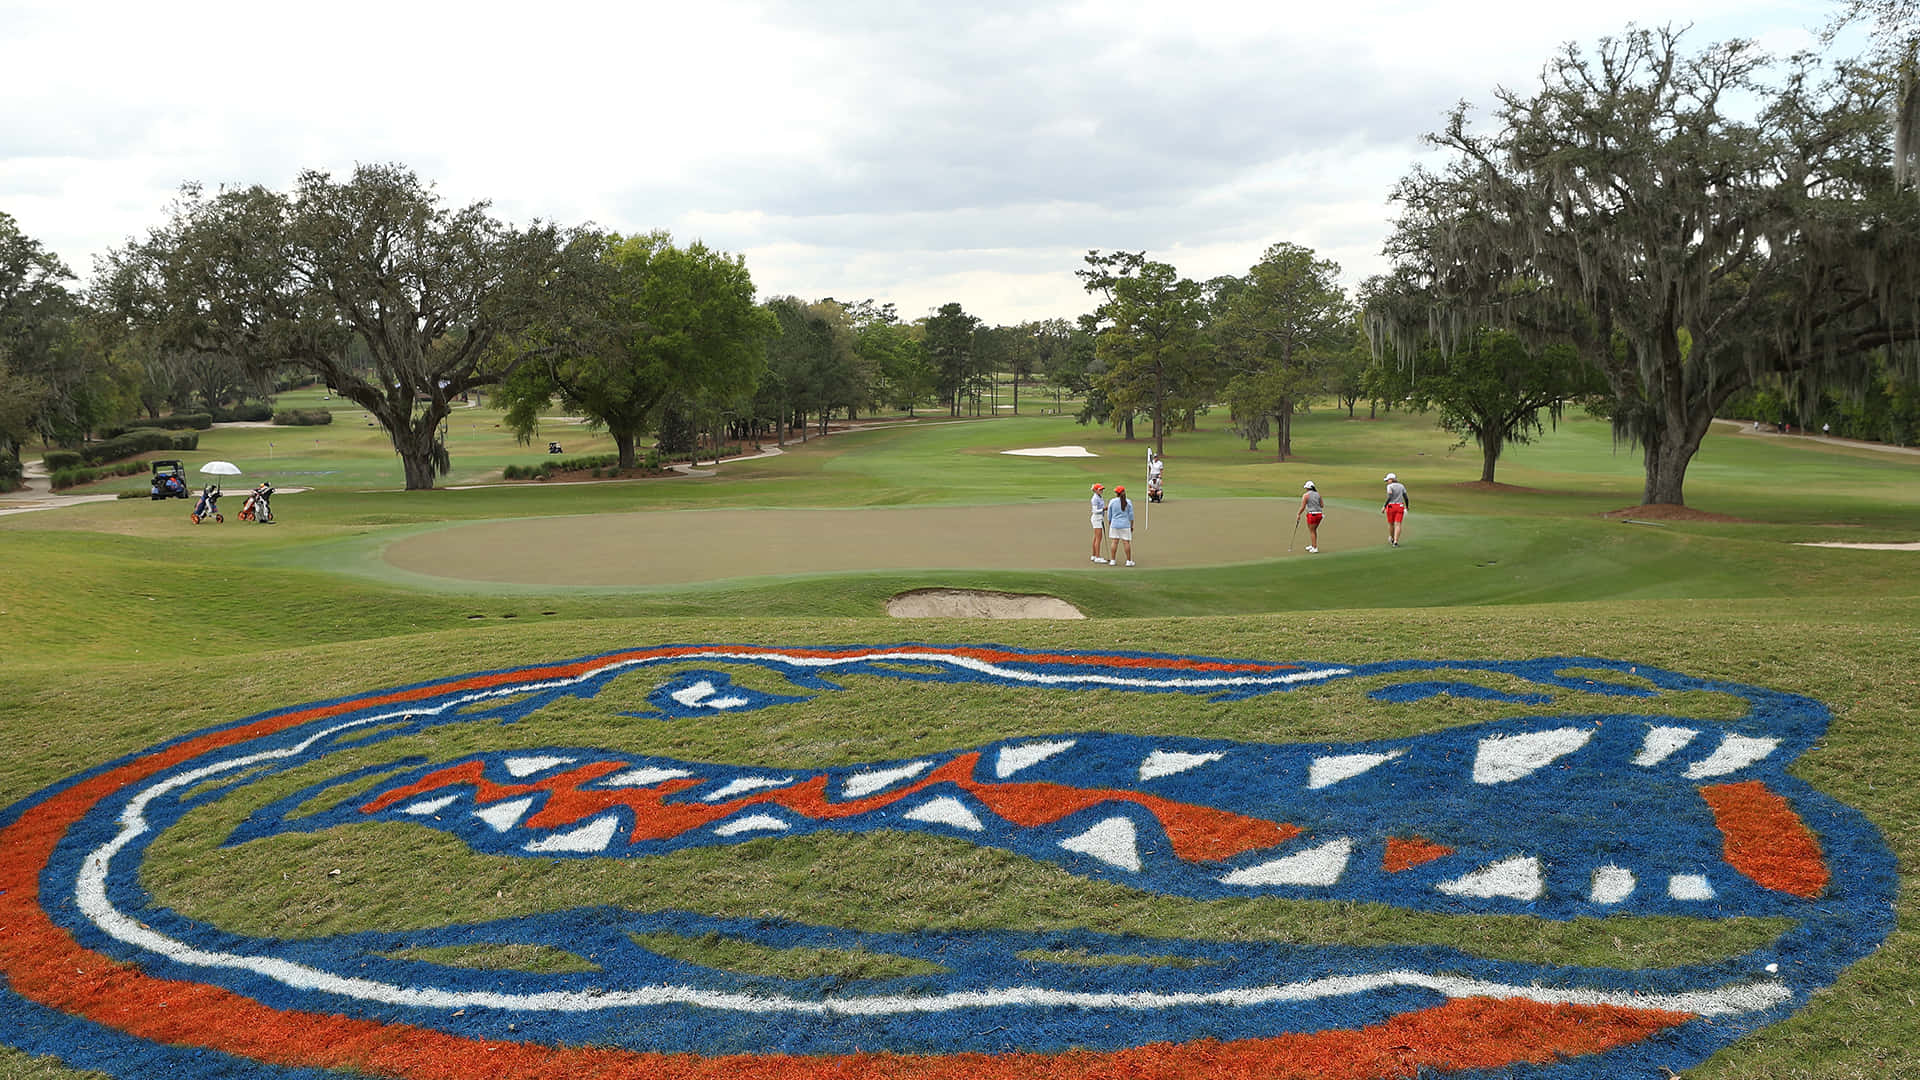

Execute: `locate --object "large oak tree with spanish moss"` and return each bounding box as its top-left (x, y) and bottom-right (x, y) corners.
top-left (1370, 25), bottom-right (1920, 507)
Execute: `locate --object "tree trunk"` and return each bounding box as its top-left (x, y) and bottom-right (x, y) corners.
top-left (614, 430), bottom-right (637, 470)
top-left (1480, 433), bottom-right (1502, 483)
top-left (395, 420), bottom-right (444, 491)
top-left (1123, 415), bottom-right (1135, 439)
top-left (1279, 398), bottom-right (1294, 460)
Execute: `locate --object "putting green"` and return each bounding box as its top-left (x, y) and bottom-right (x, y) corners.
top-left (381, 498), bottom-right (1387, 586)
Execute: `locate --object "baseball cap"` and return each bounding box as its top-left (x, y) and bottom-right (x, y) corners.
top-left (1115, 485), bottom-right (1125, 493)
top-left (1384, 473), bottom-right (1397, 481)
top-left (1092, 483), bottom-right (1104, 491)
top-left (1303, 481), bottom-right (1315, 490)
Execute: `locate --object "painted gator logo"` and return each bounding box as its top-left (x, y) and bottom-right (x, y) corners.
top-left (0, 646), bottom-right (1895, 1079)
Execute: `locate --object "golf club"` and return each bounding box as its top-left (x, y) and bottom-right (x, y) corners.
top-left (1288, 515), bottom-right (1301, 552)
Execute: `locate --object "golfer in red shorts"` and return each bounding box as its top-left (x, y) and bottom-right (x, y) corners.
top-left (1383, 472), bottom-right (1409, 547)
top-left (1296, 481), bottom-right (1325, 553)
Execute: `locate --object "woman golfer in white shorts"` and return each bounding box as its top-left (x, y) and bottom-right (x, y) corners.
top-left (1089, 483), bottom-right (1109, 562)
top-left (1105, 485), bottom-right (1137, 566)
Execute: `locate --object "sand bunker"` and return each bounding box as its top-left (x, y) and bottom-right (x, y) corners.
top-left (1795, 541), bottom-right (1920, 550)
top-left (886, 589), bottom-right (1085, 619)
top-left (1000, 446), bottom-right (1097, 457)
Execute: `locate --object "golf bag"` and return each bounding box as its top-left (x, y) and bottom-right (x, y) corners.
top-left (238, 482), bottom-right (275, 524)
top-left (190, 484), bottom-right (223, 524)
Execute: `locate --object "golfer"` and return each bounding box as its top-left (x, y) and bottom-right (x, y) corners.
top-left (1383, 472), bottom-right (1410, 547)
top-left (1297, 481), bottom-right (1325, 553)
top-left (1105, 485), bottom-right (1136, 566)
top-left (1089, 483), bottom-right (1109, 563)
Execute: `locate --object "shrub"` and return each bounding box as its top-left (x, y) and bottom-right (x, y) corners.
top-left (212, 403), bottom-right (274, 422)
top-left (49, 460), bottom-right (150, 490)
top-left (101, 413), bottom-right (213, 437)
top-left (78, 430), bottom-right (199, 466)
top-left (273, 408), bottom-right (334, 426)
top-left (0, 454), bottom-right (21, 493)
top-left (42, 450), bottom-right (84, 471)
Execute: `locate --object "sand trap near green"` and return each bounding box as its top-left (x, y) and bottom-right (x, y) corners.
top-left (382, 498), bottom-right (1381, 586)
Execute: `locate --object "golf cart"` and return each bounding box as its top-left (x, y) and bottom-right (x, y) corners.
top-left (149, 460), bottom-right (189, 500)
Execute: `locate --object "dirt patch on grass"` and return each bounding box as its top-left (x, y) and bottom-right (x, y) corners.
top-left (1601, 504), bottom-right (1753, 523)
top-left (886, 589), bottom-right (1086, 619)
top-left (1454, 481), bottom-right (1552, 494)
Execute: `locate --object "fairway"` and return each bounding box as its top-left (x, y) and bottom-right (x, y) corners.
top-left (381, 499), bottom-right (1382, 585)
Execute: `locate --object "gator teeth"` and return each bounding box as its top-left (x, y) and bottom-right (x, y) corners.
top-left (1220, 838), bottom-right (1354, 887)
top-left (502, 755), bottom-right (576, 778)
top-left (1437, 856), bottom-right (1545, 900)
top-left (474, 797), bottom-right (533, 832)
top-left (903, 797), bottom-right (984, 832)
top-left (1139, 750), bottom-right (1223, 780)
top-left (1473, 728), bottom-right (1593, 784)
top-left (1634, 726), bottom-right (1699, 767)
top-left (1684, 735), bottom-right (1780, 779)
top-left (996, 740), bottom-right (1076, 778)
top-left (1308, 750), bottom-right (1404, 789)
top-left (1590, 865), bottom-right (1636, 904)
top-left (704, 776), bottom-right (795, 801)
top-left (843, 761), bottom-right (934, 798)
top-left (1060, 816), bottom-right (1141, 871)
top-left (524, 815), bottom-right (620, 853)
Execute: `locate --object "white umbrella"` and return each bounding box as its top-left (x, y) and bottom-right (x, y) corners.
top-left (199, 461), bottom-right (243, 476)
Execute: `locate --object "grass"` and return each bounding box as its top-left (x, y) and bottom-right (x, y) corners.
top-left (1, 396), bottom-right (1917, 1079)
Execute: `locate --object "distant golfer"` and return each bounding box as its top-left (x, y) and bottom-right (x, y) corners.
top-left (1383, 472), bottom-right (1410, 547)
top-left (1089, 483), bottom-right (1109, 563)
top-left (1106, 485), bottom-right (1136, 566)
top-left (1297, 481), bottom-right (1325, 553)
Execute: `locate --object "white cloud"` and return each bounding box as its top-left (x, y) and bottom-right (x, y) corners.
top-left (0, 0), bottom-right (1845, 322)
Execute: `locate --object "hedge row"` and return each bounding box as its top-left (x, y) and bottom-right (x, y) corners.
top-left (70, 430), bottom-right (201, 467)
top-left (212, 404), bottom-right (274, 423)
top-left (503, 452), bottom-right (661, 480)
top-left (42, 449), bottom-right (84, 471)
top-left (101, 413), bottom-right (213, 437)
top-left (272, 409), bottom-right (333, 426)
top-left (0, 455), bottom-right (21, 493)
top-left (50, 459), bottom-right (151, 490)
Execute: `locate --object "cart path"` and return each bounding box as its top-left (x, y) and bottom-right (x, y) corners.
top-left (0, 459), bottom-right (122, 517)
top-left (1713, 419), bottom-right (1920, 458)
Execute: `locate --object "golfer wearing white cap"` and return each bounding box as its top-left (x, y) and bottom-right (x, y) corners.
top-left (1088, 483), bottom-right (1109, 562)
top-left (1296, 481), bottom-right (1325, 553)
top-left (1383, 473), bottom-right (1409, 546)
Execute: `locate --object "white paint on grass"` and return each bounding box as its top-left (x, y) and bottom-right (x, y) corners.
top-left (1668, 874), bottom-right (1717, 901)
top-left (1307, 750), bottom-right (1405, 789)
top-left (1437, 856), bottom-right (1545, 901)
top-left (996, 740), bottom-right (1076, 778)
top-left (842, 760), bottom-right (934, 798)
top-left (524, 815), bottom-right (621, 853)
top-left (1683, 735), bottom-right (1780, 779)
top-left (1590, 865), bottom-right (1636, 905)
top-left (1473, 728), bottom-right (1593, 784)
top-left (474, 798), bottom-right (535, 832)
top-left (400, 794), bottom-right (460, 815)
top-left (713, 814), bottom-right (790, 837)
top-left (1633, 726), bottom-right (1699, 768)
top-left (1138, 750), bottom-right (1222, 780)
top-left (902, 797), bottom-right (985, 832)
top-left (503, 755), bottom-right (576, 778)
top-left (1059, 816), bottom-right (1142, 872)
top-left (1220, 838), bottom-right (1354, 888)
top-left (703, 776), bottom-right (795, 801)
top-left (598, 766), bottom-right (694, 788)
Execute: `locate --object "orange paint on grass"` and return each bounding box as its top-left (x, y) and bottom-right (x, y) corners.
top-left (1700, 780), bottom-right (1829, 898)
top-left (1382, 836), bottom-right (1455, 873)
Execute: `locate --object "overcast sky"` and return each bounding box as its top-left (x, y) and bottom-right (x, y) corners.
top-left (1, 0), bottom-right (1844, 325)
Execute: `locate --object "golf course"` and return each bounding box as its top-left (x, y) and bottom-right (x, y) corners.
top-left (1, 395), bottom-right (1916, 1080)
